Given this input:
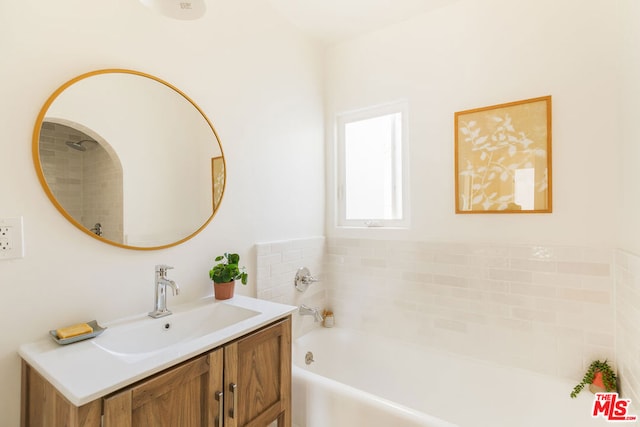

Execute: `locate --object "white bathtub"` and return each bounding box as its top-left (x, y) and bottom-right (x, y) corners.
top-left (292, 328), bottom-right (615, 427)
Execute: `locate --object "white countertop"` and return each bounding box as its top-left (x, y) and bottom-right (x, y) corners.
top-left (19, 295), bottom-right (296, 406)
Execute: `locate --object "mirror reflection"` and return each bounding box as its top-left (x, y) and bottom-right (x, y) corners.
top-left (33, 69), bottom-right (225, 249)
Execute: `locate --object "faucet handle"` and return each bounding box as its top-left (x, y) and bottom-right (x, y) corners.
top-left (295, 267), bottom-right (320, 292)
top-left (156, 264), bottom-right (174, 275)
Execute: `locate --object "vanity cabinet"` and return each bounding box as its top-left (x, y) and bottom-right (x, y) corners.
top-left (21, 316), bottom-right (291, 427)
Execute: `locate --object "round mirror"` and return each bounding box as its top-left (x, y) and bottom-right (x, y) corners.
top-left (33, 69), bottom-right (225, 250)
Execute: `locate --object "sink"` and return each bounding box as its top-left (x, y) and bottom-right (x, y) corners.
top-left (93, 302), bottom-right (260, 357)
top-left (20, 295), bottom-right (296, 406)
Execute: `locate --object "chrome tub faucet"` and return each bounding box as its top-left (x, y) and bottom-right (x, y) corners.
top-left (149, 265), bottom-right (180, 318)
top-left (299, 304), bottom-right (323, 322)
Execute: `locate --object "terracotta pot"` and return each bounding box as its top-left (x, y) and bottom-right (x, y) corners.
top-left (213, 280), bottom-right (235, 300)
top-left (589, 371), bottom-right (606, 394)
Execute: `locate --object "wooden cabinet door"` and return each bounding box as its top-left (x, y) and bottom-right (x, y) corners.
top-left (21, 361), bottom-right (102, 427)
top-left (224, 317), bottom-right (291, 427)
top-left (103, 349), bottom-right (224, 427)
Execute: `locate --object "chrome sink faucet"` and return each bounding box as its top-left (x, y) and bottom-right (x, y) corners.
top-left (149, 265), bottom-right (180, 318)
top-left (299, 304), bottom-right (323, 322)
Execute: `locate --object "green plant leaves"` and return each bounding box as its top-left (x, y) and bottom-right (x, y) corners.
top-left (209, 252), bottom-right (248, 285)
top-left (570, 359), bottom-right (617, 398)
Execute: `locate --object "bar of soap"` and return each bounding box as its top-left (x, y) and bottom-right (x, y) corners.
top-left (56, 323), bottom-right (93, 339)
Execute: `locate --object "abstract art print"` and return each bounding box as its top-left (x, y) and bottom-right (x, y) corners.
top-left (455, 96), bottom-right (552, 213)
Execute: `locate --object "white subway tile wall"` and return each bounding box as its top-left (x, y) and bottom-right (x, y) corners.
top-left (256, 237), bottom-right (326, 337)
top-left (324, 239), bottom-right (615, 379)
top-left (615, 250), bottom-right (640, 404)
top-left (256, 237), bottom-right (640, 397)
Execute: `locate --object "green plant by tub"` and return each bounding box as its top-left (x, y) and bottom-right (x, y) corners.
top-left (570, 359), bottom-right (617, 398)
top-left (209, 253), bottom-right (248, 284)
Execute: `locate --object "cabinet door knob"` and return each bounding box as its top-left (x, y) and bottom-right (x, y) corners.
top-left (229, 383), bottom-right (238, 419)
top-left (215, 391), bottom-right (224, 427)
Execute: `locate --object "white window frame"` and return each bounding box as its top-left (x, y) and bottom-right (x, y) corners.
top-left (335, 101), bottom-right (410, 228)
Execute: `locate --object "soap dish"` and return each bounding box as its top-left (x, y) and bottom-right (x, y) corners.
top-left (49, 320), bottom-right (107, 345)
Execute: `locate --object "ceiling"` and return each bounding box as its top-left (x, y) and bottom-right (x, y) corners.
top-left (266, 0), bottom-right (461, 45)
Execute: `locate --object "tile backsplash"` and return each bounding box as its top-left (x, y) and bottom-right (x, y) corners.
top-left (256, 237), bottom-right (326, 337)
top-left (615, 250), bottom-right (640, 403)
top-left (256, 237), bottom-right (639, 395)
top-left (324, 239), bottom-right (614, 380)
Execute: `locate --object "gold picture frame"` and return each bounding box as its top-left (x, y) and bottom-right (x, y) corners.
top-left (455, 96), bottom-right (552, 213)
top-left (212, 156), bottom-right (225, 210)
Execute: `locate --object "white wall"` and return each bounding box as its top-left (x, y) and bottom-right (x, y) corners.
top-left (618, 0), bottom-right (640, 255)
top-left (0, 1), bottom-right (324, 425)
top-left (325, 0), bottom-right (619, 247)
top-left (616, 0), bottom-right (640, 406)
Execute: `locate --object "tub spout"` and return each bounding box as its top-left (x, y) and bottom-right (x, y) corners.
top-left (299, 304), bottom-right (323, 322)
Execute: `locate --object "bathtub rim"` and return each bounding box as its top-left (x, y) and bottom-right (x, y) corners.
top-left (292, 361), bottom-right (458, 427)
top-left (292, 326), bottom-right (615, 427)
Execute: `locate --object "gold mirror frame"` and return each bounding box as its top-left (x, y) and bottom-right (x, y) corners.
top-left (455, 96), bottom-right (552, 213)
top-left (33, 69), bottom-right (226, 250)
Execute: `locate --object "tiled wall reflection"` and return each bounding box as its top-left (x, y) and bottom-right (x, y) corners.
top-left (38, 122), bottom-right (123, 242)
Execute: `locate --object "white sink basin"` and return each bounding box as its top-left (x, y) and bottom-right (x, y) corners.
top-left (94, 302), bottom-right (259, 357)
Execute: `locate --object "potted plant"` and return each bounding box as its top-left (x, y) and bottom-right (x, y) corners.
top-left (570, 359), bottom-right (618, 398)
top-left (209, 252), bottom-right (248, 300)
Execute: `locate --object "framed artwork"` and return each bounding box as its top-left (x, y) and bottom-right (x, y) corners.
top-left (455, 96), bottom-right (552, 213)
top-left (211, 156), bottom-right (224, 210)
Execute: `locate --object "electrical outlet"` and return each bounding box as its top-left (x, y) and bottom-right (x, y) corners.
top-left (0, 217), bottom-right (24, 260)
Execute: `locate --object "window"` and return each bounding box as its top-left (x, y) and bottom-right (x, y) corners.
top-left (336, 101), bottom-right (409, 228)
